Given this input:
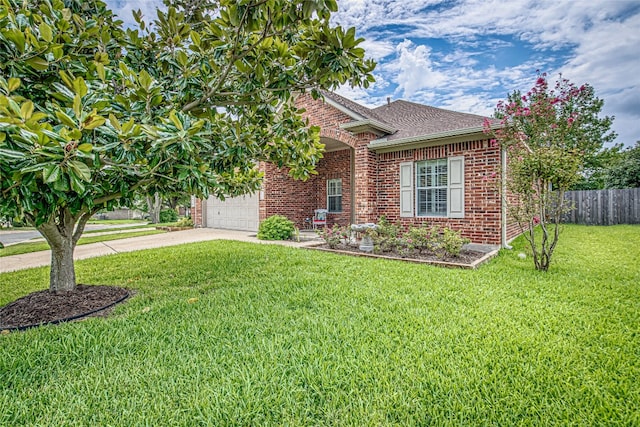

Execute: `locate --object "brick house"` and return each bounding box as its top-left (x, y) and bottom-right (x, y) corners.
top-left (192, 91), bottom-right (519, 247)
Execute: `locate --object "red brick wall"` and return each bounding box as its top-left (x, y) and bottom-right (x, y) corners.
top-left (191, 197), bottom-right (204, 227)
top-left (377, 140), bottom-right (503, 245)
top-left (195, 93), bottom-right (511, 245)
top-left (261, 148), bottom-right (352, 228)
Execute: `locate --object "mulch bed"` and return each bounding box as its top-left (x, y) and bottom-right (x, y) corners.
top-left (0, 285), bottom-right (129, 331)
top-left (310, 243), bottom-right (495, 268)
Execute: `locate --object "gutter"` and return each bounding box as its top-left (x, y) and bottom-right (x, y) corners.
top-left (367, 124), bottom-right (502, 152)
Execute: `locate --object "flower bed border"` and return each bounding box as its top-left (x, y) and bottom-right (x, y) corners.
top-left (307, 243), bottom-right (499, 269)
top-left (155, 226), bottom-right (192, 232)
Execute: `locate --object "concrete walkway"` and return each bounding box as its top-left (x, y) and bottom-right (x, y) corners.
top-left (0, 229), bottom-right (321, 273)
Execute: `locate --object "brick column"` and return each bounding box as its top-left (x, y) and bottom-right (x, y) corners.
top-left (353, 134), bottom-right (378, 224)
top-left (191, 196), bottom-right (204, 227)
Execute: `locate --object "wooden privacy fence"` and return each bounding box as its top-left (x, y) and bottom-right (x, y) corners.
top-left (562, 188), bottom-right (640, 225)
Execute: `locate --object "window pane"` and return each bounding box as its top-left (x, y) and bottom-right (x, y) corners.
top-left (415, 160), bottom-right (447, 216)
top-left (327, 179), bottom-right (342, 212)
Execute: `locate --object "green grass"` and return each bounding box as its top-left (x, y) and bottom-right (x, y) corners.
top-left (82, 224), bottom-right (157, 234)
top-left (1, 225), bottom-right (638, 426)
top-left (0, 230), bottom-right (166, 257)
top-left (87, 219), bottom-right (149, 225)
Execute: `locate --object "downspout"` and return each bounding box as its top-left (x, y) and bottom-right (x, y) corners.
top-left (501, 147), bottom-right (512, 249)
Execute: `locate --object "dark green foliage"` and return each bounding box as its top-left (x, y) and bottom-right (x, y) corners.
top-left (159, 209), bottom-right (178, 223)
top-left (605, 141), bottom-right (640, 189)
top-left (257, 215), bottom-right (295, 240)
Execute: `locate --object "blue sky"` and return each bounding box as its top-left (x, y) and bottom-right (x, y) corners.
top-left (106, 0), bottom-right (640, 147)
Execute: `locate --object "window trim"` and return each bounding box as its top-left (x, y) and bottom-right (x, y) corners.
top-left (415, 159), bottom-right (448, 217)
top-left (327, 178), bottom-right (342, 213)
top-left (399, 156), bottom-right (465, 219)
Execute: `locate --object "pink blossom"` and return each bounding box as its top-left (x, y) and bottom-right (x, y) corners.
top-left (567, 117), bottom-right (575, 125)
top-left (533, 216), bottom-right (540, 225)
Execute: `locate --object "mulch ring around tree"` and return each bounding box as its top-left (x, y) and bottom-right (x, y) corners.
top-left (0, 285), bottom-right (129, 332)
top-left (309, 244), bottom-right (498, 269)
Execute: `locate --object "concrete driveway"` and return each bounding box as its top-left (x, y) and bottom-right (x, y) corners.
top-left (0, 223), bottom-right (146, 246)
top-left (0, 228), bottom-right (321, 273)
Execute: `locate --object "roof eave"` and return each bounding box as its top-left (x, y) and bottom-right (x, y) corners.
top-left (340, 119), bottom-right (397, 136)
top-left (368, 125), bottom-right (498, 152)
top-left (322, 96), bottom-right (367, 121)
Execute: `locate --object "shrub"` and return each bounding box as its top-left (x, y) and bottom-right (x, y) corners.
top-left (159, 209), bottom-right (178, 223)
top-left (370, 216), bottom-right (401, 253)
top-left (257, 215), bottom-right (295, 240)
top-left (404, 224), bottom-right (440, 254)
top-left (437, 227), bottom-right (470, 258)
top-left (175, 217), bottom-right (193, 227)
top-left (317, 224), bottom-right (348, 248)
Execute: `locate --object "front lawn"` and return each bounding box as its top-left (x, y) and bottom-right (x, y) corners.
top-left (1, 225), bottom-right (638, 425)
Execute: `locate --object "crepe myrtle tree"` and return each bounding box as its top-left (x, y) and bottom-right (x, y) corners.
top-left (485, 73), bottom-right (615, 271)
top-left (0, 0), bottom-right (375, 292)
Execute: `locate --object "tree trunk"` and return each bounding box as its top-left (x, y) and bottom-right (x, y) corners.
top-left (146, 192), bottom-right (162, 223)
top-left (38, 209), bottom-right (92, 293)
top-left (49, 239), bottom-right (77, 293)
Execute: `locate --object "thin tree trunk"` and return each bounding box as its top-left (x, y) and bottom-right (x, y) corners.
top-left (146, 192), bottom-right (162, 223)
top-left (38, 209), bottom-right (92, 293)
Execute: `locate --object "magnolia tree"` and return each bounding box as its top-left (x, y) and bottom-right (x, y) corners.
top-left (0, 0), bottom-right (375, 292)
top-left (485, 74), bottom-right (615, 271)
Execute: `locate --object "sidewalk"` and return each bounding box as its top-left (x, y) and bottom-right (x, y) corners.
top-left (0, 229), bottom-right (321, 273)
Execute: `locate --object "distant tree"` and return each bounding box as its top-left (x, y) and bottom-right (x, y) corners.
top-left (485, 73), bottom-right (616, 271)
top-left (570, 143), bottom-right (624, 190)
top-left (0, 0), bottom-right (375, 292)
top-left (604, 141), bottom-right (640, 189)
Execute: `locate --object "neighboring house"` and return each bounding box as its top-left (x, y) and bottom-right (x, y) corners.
top-left (192, 91), bottom-right (520, 246)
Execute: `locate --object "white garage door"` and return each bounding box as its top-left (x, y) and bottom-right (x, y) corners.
top-left (205, 193), bottom-right (259, 231)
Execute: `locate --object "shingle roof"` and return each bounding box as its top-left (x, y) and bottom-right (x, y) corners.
top-left (371, 100), bottom-right (489, 141)
top-left (321, 92), bottom-right (490, 142)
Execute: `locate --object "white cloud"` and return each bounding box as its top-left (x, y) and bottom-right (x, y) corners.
top-left (359, 39), bottom-right (396, 60)
top-left (334, 0), bottom-right (640, 145)
top-left (437, 92), bottom-right (495, 117)
top-left (386, 40), bottom-right (447, 97)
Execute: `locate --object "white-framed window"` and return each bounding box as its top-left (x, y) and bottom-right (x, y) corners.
top-left (327, 179), bottom-right (342, 213)
top-left (416, 159), bottom-right (448, 216)
top-left (399, 156), bottom-right (464, 219)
